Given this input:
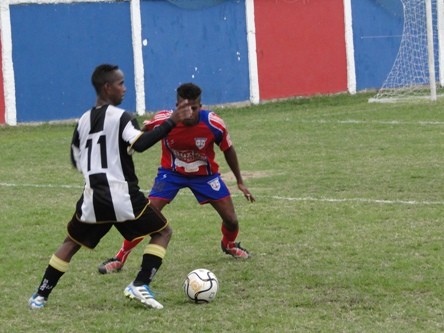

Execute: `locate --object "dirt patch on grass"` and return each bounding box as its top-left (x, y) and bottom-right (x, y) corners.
top-left (221, 170), bottom-right (272, 182)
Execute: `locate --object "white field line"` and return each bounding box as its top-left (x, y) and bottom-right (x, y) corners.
top-left (0, 182), bottom-right (83, 189)
top-left (1, 182), bottom-right (443, 206)
top-left (302, 119), bottom-right (444, 125)
top-left (266, 195), bottom-right (444, 205)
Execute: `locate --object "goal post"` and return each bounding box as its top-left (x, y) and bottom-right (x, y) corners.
top-left (426, 0), bottom-right (437, 101)
top-left (369, 0), bottom-right (442, 103)
top-left (437, 0), bottom-right (444, 86)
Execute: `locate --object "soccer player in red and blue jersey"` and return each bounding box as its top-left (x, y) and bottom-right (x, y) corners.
top-left (99, 83), bottom-right (255, 273)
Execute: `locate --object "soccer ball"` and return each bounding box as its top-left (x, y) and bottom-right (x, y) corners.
top-left (183, 268), bottom-right (219, 303)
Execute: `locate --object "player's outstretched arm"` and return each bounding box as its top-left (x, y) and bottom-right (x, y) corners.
top-left (132, 100), bottom-right (192, 152)
top-left (132, 119), bottom-right (176, 152)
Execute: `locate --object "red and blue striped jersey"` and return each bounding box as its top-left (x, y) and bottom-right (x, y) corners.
top-left (144, 110), bottom-right (232, 176)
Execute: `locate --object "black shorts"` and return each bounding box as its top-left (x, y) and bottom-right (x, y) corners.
top-left (67, 202), bottom-right (168, 249)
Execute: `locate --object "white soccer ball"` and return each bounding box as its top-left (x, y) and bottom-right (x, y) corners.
top-left (183, 268), bottom-right (219, 303)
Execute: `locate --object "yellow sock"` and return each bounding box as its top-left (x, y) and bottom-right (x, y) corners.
top-left (143, 244), bottom-right (166, 259)
top-left (49, 254), bottom-right (69, 272)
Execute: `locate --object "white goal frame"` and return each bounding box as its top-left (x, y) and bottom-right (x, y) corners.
top-left (369, 0), bottom-right (444, 103)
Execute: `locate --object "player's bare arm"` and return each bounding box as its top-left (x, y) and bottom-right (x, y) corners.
top-left (132, 100), bottom-right (192, 151)
top-left (132, 119), bottom-right (176, 152)
top-left (223, 146), bottom-right (255, 202)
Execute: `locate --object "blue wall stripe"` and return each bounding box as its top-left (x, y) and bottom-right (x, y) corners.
top-left (10, 2), bottom-right (135, 122)
top-left (140, 0), bottom-right (249, 111)
top-left (351, 0), bottom-right (404, 90)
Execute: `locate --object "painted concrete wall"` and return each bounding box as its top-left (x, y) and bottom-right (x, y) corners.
top-left (4, 0), bottom-right (249, 122)
top-left (10, 2), bottom-right (135, 122)
top-left (140, 0), bottom-right (249, 111)
top-left (351, 0), bottom-right (404, 90)
top-left (0, 0), bottom-right (418, 124)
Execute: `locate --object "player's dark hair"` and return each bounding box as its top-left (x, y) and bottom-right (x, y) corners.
top-left (91, 64), bottom-right (119, 94)
top-left (177, 83), bottom-right (202, 100)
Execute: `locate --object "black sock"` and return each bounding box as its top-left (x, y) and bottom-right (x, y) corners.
top-left (134, 254), bottom-right (162, 286)
top-left (36, 265), bottom-right (65, 298)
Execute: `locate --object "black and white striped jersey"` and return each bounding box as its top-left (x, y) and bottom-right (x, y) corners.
top-left (70, 105), bottom-right (146, 223)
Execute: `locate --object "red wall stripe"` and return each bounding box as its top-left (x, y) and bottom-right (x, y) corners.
top-left (254, 0), bottom-right (348, 100)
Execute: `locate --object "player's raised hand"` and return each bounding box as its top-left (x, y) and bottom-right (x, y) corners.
top-left (170, 99), bottom-right (192, 124)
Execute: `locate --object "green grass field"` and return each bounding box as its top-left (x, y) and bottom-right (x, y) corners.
top-left (1, 92), bottom-right (443, 332)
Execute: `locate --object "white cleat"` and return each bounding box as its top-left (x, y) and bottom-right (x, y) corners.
top-left (28, 293), bottom-right (47, 310)
top-left (124, 282), bottom-right (163, 309)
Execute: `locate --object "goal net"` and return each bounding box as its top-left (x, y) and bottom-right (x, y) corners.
top-left (369, 0), bottom-right (442, 103)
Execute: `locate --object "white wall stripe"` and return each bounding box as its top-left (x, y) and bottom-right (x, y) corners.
top-left (343, 0), bottom-right (356, 95)
top-left (1, 0), bottom-right (17, 125)
top-left (245, 0), bottom-right (260, 104)
top-left (130, 0), bottom-right (146, 115)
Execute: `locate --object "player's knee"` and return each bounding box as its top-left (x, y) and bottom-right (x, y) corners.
top-left (223, 218), bottom-right (239, 231)
top-left (151, 224), bottom-right (173, 242)
top-left (161, 224), bottom-right (173, 240)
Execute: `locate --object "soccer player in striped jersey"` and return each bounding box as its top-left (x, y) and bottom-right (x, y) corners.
top-left (98, 83), bottom-right (255, 274)
top-left (28, 64), bottom-right (192, 310)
